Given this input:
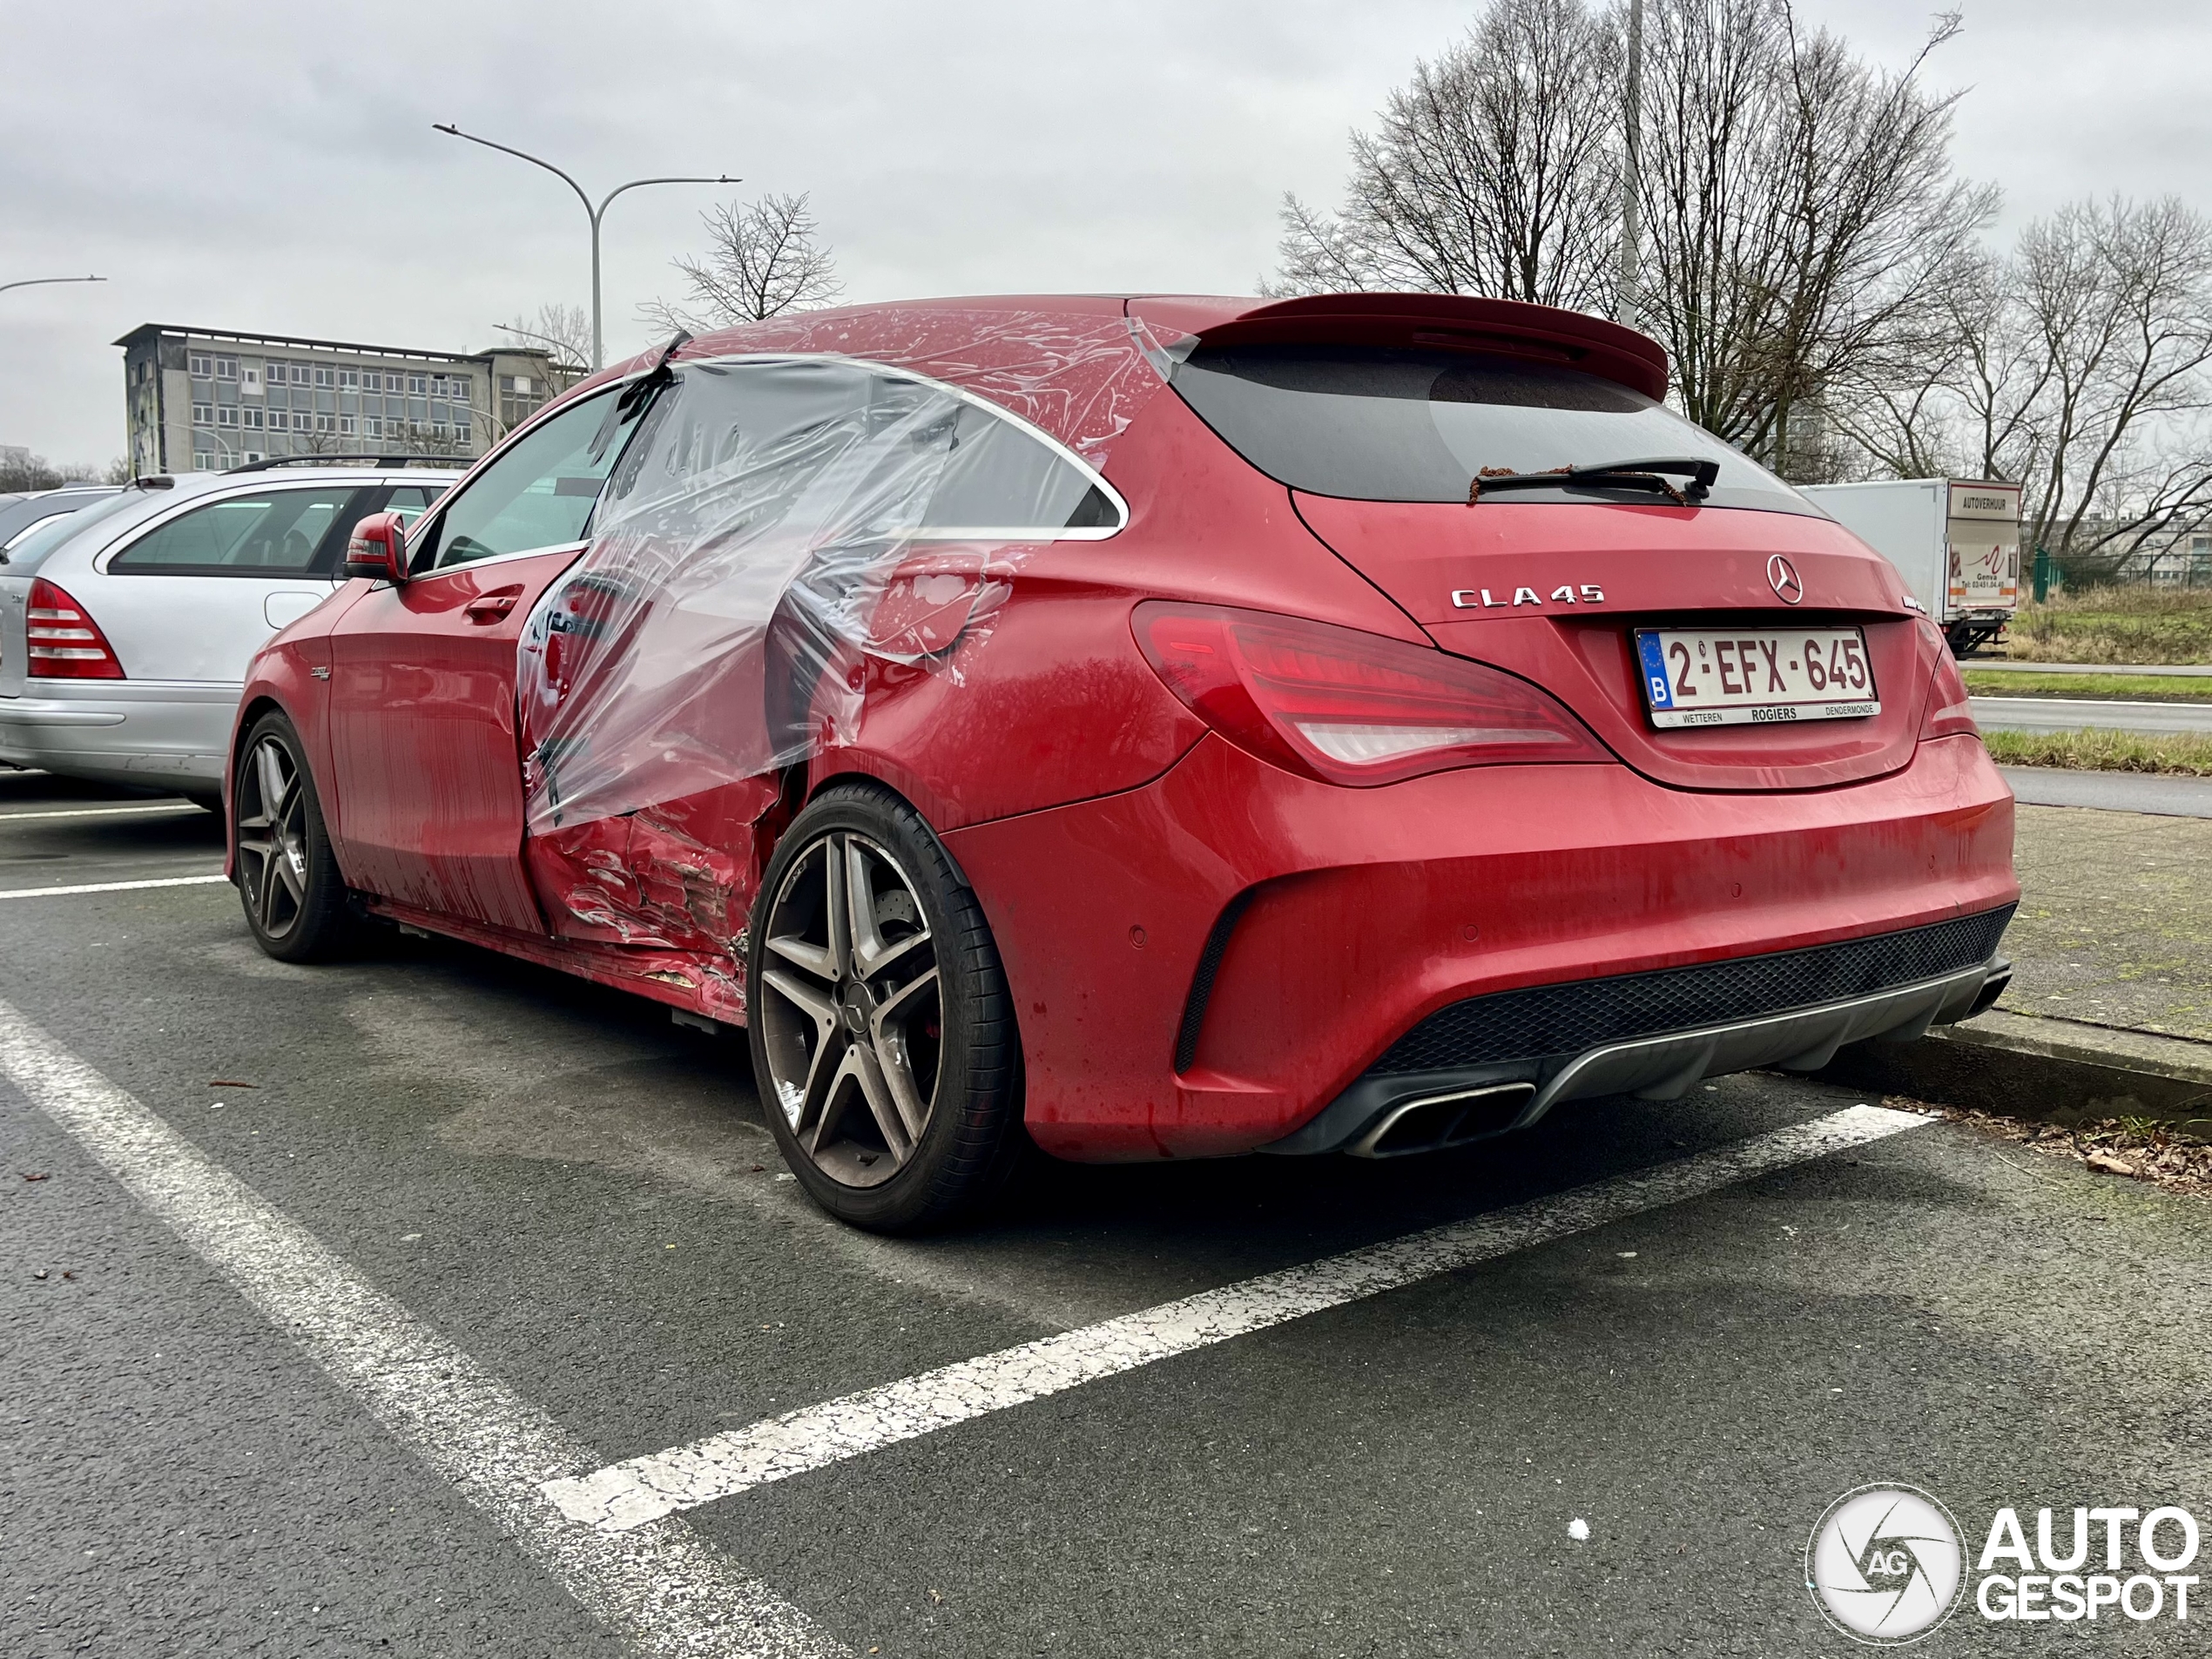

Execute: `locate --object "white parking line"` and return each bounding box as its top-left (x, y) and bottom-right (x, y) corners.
top-left (547, 1103), bottom-right (1930, 1533)
top-left (0, 873), bottom-right (229, 900)
top-left (0, 998), bottom-right (841, 1659)
top-left (0, 802), bottom-right (206, 821)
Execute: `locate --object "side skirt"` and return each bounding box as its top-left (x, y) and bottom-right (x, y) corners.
top-left (366, 897), bottom-right (748, 1028)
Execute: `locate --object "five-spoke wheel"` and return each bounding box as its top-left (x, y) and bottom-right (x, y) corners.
top-left (233, 711), bottom-right (351, 961)
top-left (758, 830), bottom-right (942, 1187)
top-left (747, 784), bottom-right (1023, 1231)
top-left (235, 730), bottom-right (311, 941)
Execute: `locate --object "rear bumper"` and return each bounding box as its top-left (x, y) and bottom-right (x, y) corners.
top-left (0, 683), bottom-right (237, 789)
top-left (943, 732), bottom-right (2017, 1162)
top-left (1269, 923), bottom-right (2009, 1157)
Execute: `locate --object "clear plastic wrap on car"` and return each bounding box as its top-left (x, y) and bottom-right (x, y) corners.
top-left (511, 307), bottom-right (1184, 1002)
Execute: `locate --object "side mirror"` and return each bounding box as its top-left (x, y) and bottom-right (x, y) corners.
top-left (342, 511), bottom-right (408, 583)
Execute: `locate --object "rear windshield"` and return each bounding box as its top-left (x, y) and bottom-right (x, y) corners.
top-left (1169, 344), bottom-right (1818, 516)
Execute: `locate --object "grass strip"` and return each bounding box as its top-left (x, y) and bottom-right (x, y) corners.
top-left (1964, 669), bottom-right (2212, 702)
top-left (1981, 727), bottom-right (2212, 775)
top-left (2006, 586), bottom-right (2212, 664)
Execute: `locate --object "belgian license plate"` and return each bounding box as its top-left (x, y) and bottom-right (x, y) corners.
top-left (1635, 626), bottom-right (1878, 727)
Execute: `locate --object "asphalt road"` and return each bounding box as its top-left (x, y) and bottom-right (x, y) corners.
top-left (2001, 765), bottom-right (2212, 819)
top-left (3, 767), bottom-right (2208, 1657)
top-left (1970, 695), bottom-right (2212, 736)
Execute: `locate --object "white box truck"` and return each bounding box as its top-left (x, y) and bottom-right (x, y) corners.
top-left (1799, 478), bottom-right (2023, 655)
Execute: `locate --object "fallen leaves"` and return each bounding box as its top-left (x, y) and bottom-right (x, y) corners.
top-left (1889, 1096), bottom-right (2212, 1200)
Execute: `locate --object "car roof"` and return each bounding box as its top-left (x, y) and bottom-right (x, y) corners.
top-left (550, 293), bottom-right (1673, 454)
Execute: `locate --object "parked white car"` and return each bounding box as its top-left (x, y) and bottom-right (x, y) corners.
top-left (0, 463), bottom-right (458, 804)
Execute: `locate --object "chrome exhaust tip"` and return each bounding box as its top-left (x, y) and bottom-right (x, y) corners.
top-left (1345, 1082), bottom-right (1538, 1159)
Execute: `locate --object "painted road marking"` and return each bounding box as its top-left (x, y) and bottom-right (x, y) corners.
top-left (0, 873), bottom-right (228, 900)
top-left (0, 802), bottom-right (206, 821)
top-left (0, 998), bottom-right (841, 1659)
top-left (548, 1103), bottom-right (1930, 1533)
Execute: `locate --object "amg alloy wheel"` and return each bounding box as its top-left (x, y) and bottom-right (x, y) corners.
top-left (759, 830), bottom-right (941, 1186)
top-left (233, 712), bottom-right (352, 962)
top-left (747, 784), bottom-right (1023, 1231)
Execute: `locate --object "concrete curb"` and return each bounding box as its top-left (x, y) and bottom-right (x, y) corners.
top-left (1818, 1008), bottom-right (2212, 1135)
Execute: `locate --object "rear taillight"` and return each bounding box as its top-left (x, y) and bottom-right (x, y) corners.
top-left (27, 578), bottom-right (125, 679)
top-left (1919, 642), bottom-right (1977, 740)
top-left (1134, 601), bottom-right (1605, 786)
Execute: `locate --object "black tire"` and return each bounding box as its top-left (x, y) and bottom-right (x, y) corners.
top-left (746, 781), bottom-right (1024, 1232)
top-left (233, 711), bottom-right (354, 962)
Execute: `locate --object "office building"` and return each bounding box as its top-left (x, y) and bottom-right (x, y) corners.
top-left (118, 324), bottom-right (577, 475)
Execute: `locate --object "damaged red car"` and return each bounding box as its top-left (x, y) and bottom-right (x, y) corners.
top-left (227, 293), bottom-right (2016, 1230)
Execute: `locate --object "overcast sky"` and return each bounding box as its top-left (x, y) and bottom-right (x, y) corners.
top-left (5, 0), bottom-right (2208, 467)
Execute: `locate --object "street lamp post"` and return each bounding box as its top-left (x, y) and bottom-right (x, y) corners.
top-left (0, 275), bottom-right (106, 297)
top-left (1613, 0), bottom-right (1645, 330)
top-left (192, 422), bottom-right (239, 472)
top-left (433, 124), bottom-right (735, 370)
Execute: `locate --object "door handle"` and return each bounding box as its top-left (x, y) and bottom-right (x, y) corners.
top-left (464, 592), bottom-right (520, 624)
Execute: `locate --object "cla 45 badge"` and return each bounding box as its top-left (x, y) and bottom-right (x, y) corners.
top-left (1450, 583), bottom-right (1607, 610)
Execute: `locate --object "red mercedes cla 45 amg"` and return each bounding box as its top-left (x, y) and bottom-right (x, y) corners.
top-left (227, 293), bottom-right (2015, 1231)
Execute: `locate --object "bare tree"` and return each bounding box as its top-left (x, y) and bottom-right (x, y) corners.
top-left (496, 303), bottom-right (592, 381)
top-left (1274, 0), bottom-right (1619, 307)
top-left (641, 192), bottom-right (843, 333)
top-left (1825, 243), bottom-right (2007, 480)
top-left (390, 422), bottom-right (474, 460)
top-left (2009, 198), bottom-right (2212, 570)
top-left (1827, 197), bottom-right (2212, 570)
top-left (1272, 197), bottom-right (1381, 296)
top-left (0, 450), bottom-right (118, 489)
top-left (479, 303), bottom-right (594, 444)
top-left (1274, 0), bottom-right (1996, 484)
top-left (0, 452), bottom-right (66, 491)
top-left (1634, 3), bottom-right (1995, 475)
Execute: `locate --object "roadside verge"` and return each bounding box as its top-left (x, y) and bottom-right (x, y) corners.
top-left (1821, 1007), bottom-right (2212, 1134)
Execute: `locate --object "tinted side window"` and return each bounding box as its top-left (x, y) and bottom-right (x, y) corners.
top-left (110, 487), bottom-right (367, 575)
top-left (595, 359), bottom-right (1121, 539)
top-left (919, 399), bottom-right (1120, 534)
top-left (421, 392), bottom-right (641, 570)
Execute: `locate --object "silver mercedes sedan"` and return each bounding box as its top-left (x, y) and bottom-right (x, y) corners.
top-left (0, 463), bottom-right (456, 804)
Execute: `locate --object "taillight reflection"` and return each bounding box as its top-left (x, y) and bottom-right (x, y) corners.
top-left (1919, 634), bottom-right (1979, 740)
top-left (1134, 600), bottom-right (1606, 786)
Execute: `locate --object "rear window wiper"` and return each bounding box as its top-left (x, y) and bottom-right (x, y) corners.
top-left (1467, 456), bottom-right (1719, 506)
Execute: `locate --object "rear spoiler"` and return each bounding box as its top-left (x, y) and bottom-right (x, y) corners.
top-left (1128, 292), bottom-right (1670, 403)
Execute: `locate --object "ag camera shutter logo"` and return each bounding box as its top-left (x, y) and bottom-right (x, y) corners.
top-left (1806, 1485), bottom-right (1966, 1644)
